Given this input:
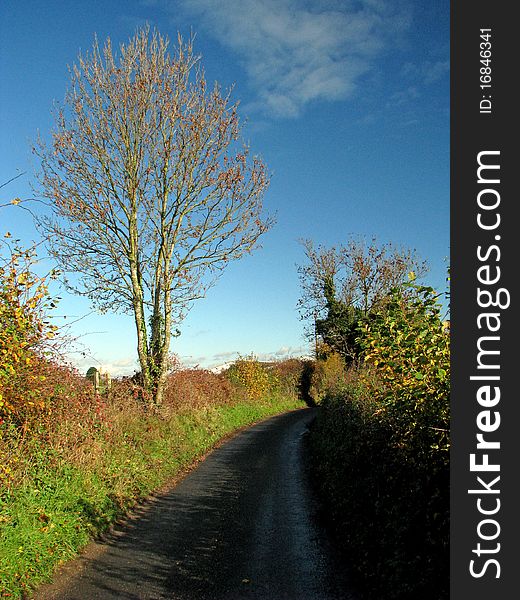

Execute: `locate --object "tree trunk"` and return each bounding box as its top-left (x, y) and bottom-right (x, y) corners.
top-left (133, 300), bottom-right (151, 392)
top-left (149, 284), bottom-right (173, 407)
top-left (129, 251), bottom-right (152, 400)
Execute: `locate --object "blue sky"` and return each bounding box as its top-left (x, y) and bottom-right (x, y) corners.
top-left (0, 0), bottom-right (449, 375)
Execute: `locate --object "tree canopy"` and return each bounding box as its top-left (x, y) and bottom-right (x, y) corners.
top-left (297, 237), bottom-right (428, 361)
top-left (35, 27), bottom-right (273, 404)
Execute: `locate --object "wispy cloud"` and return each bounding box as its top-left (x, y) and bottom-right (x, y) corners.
top-left (178, 0), bottom-right (410, 118)
top-left (382, 58), bottom-right (448, 119)
top-left (387, 85), bottom-right (420, 107)
top-left (402, 59), bottom-right (449, 86)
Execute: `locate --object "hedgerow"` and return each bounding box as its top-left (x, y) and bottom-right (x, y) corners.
top-left (0, 246), bottom-right (307, 598)
top-left (309, 281), bottom-right (449, 600)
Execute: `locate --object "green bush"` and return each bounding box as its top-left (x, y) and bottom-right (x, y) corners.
top-left (309, 282), bottom-right (449, 600)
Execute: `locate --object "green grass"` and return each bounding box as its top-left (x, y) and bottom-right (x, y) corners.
top-left (0, 396), bottom-right (303, 598)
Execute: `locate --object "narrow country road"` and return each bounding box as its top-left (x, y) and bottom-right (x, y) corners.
top-left (35, 408), bottom-right (359, 600)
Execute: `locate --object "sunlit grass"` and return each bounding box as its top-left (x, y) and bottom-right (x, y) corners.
top-left (1, 379), bottom-right (302, 598)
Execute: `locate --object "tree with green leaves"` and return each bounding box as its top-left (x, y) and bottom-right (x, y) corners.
top-left (35, 27), bottom-right (272, 405)
top-left (314, 275), bottom-right (364, 362)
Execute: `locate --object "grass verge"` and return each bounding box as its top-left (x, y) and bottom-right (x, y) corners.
top-left (0, 396), bottom-right (302, 598)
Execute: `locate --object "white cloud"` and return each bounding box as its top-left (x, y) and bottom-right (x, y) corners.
top-left (178, 0), bottom-right (410, 117)
top-left (212, 350), bottom-right (240, 362)
top-left (67, 353), bottom-right (139, 378)
top-left (256, 345), bottom-right (311, 361)
top-left (180, 345), bottom-right (312, 370)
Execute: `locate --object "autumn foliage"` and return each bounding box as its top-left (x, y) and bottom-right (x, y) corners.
top-left (359, 282), bottom-right (450, 455)
top-left (0, 245), bottom-right (305, 493)
top-left (0, 245), bottom-right (58, 426)
top-left (0, 247), bottom-right (304, 597)
top-left (164, 368), bottom-right (235, 410)
top-left (226, 354), bottom-right (274, 400)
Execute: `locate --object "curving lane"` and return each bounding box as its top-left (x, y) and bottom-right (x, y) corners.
top-left (35, 408), bottom-right (359, 600)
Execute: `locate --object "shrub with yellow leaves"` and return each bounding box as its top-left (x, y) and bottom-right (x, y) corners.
top-left (308, 351), bottom-right (346, 404)
top-left (359, 281), bottom-right (450, 454)
top-left (0, 243), bottom-right (58, 425)
top-left (226, 354), bottom-right (274, 401)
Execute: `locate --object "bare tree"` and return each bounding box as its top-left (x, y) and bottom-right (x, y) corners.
top-left (297, 237), bottom-right (428, 351)
top-left (35, 27), bottom-right (273, 405)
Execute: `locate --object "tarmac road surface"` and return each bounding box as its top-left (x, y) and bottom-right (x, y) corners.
top-left (35, 408), bottom-right (359, 600)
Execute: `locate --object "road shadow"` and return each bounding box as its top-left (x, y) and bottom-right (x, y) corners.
top-left (35, 410), bottom-right (359, 600)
